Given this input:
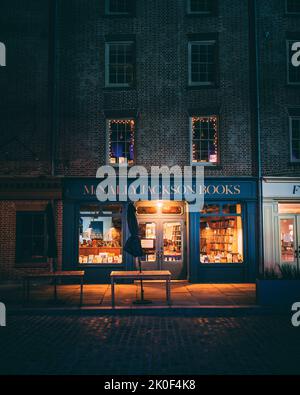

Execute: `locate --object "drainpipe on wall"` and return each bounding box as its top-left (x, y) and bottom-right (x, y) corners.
top-left (250, 0), bottom-right (264, 276)
top-left (49, 0), bottom-right (59, 177)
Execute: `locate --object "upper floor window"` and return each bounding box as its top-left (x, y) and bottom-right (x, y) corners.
top-left (16, 211), bottom-right (47, 264)
top-left (290, 116), bottom-right (300, 162)
top-left (191, 116), bottom-right (219, 164)
top-left (105, 0), bottom-right (133, 15)
top-left (187, 0), bottom-right (216, 15)
top-left (105, 41), bottom-right (135, 87)
top-left (287, 39), bottom-right (300, 84)
top-left (188, 41), bottom-right (217, 86)
top-left (108, 118), bottom-right (135, 165)
top-left (286, 0), bottom-right (300, 14)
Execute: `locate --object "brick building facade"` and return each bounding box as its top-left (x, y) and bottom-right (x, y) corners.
top-left (0, 1), bottom-right (298, 282)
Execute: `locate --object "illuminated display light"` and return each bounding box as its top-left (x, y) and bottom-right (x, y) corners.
top-left (192, 116), bottom-right (218, 164)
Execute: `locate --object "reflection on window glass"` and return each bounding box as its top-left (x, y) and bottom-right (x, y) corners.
top-left (137, 206), bottom-right (157, 215)
top-left (201, 204), bottom-right (220, 214)
top-left (222, 204), bottom-right (241, 214)
top-left (163, 222), bottom-right (182, 262)
top-left (200, 208), bottom-right (243, 264)
top-left (280, 218), bottom-right (295, 262)
top-left (278, 203), bottom-right (300, 214)
top-left (139, 223), bottom-right (156, 262)
top-left (79, 205), bottom-right (122, 264)
top-left (162, 204), bottom-right (183, 215)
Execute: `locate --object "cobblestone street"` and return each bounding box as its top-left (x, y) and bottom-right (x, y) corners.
top-left (0, 313), bottom-right (299, 375)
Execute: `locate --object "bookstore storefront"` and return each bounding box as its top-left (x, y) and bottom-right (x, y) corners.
top-left (263, 178), bottom-right (300, 270)
top-left (63, 178), bottom-right (257, 283)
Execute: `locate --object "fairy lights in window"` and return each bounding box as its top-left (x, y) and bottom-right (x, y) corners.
top-left (108, 119), bottom-right (135, 165)
top-left (192, 116), bottom-right (218, 164)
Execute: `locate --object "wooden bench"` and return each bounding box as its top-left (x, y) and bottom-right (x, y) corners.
top-left (23, 271), bottom-right (85, 306)
top-left (110, 270), bottom-right (172, 308)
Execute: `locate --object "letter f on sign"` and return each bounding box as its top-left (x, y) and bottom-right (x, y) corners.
top-left (0, 302), bottom-right (6, 327)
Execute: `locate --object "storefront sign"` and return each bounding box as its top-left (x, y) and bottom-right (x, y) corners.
top-left (263, 180), bottom-right (300, 198)
top-left (0, 42), bottom-right (5, 67)
top-left (0, 302), bottom-right (6, 327)
top-left (141, 239), bottom-right (154, 249)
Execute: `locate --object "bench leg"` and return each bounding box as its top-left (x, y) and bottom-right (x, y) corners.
top-left (80, 277), bottom-right (83, 307)
top-left (54, 277), bottom-right (57, 301)
top-left (111, 278), bottom-right (115, 308)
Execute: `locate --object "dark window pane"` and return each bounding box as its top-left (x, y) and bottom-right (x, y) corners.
top-left (189, 0), bottom-right (213, 14)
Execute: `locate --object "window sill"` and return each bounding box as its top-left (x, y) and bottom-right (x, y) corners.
top-left (77, 264), bottom-right (124, 268)
top-left (15, 262), bottom-right (49, 269)
top-left (199, 263), bottom-right (245, 267)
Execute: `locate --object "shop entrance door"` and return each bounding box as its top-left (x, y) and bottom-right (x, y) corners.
top-left (137, 202), bottom-right (186, 279)
top-left (279, 215), bottom-right (300, 267)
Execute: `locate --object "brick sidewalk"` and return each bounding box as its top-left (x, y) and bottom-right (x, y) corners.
top-left (0, 314), bottom-right (299, 375)
top-left (0, 282), bottom-right (256, 308)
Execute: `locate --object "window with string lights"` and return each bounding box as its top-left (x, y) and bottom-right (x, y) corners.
top-left (191, 116), bottom-right (219, 164)
top-left (107, 119), bottom-right (135, 165)
top-left (105, 0), bottom-right (133, 15)
top-left (105, 41), bottom-right (135, 87)
top-left (187, 0), bottom-right (217, 15)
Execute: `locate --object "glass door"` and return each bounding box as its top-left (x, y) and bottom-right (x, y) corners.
top-left (279, 216), bottom-right (298, 265)
top-left (138, 221), bottom-right (159, 271)
top-left (160, 220), bottom-right (186, 279)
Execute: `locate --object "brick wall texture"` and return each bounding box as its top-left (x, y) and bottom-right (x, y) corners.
top-left (1, 1), bottom-right (300, 278)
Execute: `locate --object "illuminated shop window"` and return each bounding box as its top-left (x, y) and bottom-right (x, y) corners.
top-left (191, 116), bottom-right (219, 164)
top-left (279, 218), bottom-right (295, 263)
top-left (105, 0), bottom-right (132, 15)
top-left (200, 204), bottom-right (244, 264)
top-left (188, 41), bottom-right (217, 85)
top-left (105, 41), bottom-right (134, 87)
top-left (287, 40), bottom-right (300, 85)
top-left (79, 205), bottom-right (123, 264)
top-left (290, 116), bottom-right (300, 162)
top-left (108, 119), bottom-right (135, 165)
top-left (286, 0), bottom-right (300, 14)
top-left (187, 0), bottom-right (215, 14)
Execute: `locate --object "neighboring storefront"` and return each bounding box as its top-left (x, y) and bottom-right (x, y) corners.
top-left (263, 178), bottom-right (300, 270)
top-left (0, 178), bottom-right (62, 280)
top-left (63, 177), bottom-right (257, 283)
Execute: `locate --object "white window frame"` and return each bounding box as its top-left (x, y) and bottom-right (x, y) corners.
top-left (106, 118), bottom-right (135, 166)
top-left (105, 0), bottom-right (131, 15)
top-left (290, 116), bottom-right (300, 163)
top-left (286, 0), bottom-right (300, 15)
top-left (188, 40), bottom-right (216, 86)
top-left (186, 0), bottom-right (212, 15)
top-left (287, 39), bottom-right (300, 85)
top-left (105, 41), bottom-right (134, 88)
top-left (189, 115), bottom-right (219, 166)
